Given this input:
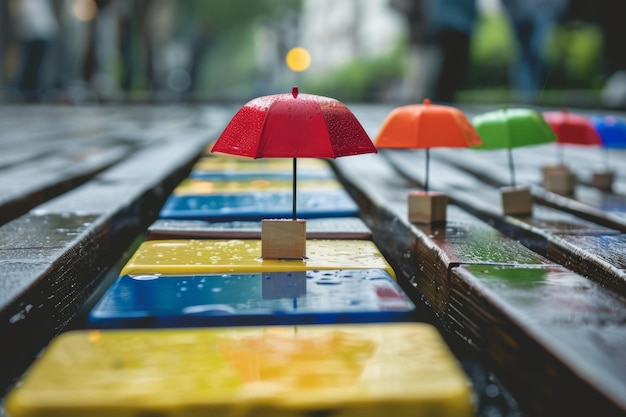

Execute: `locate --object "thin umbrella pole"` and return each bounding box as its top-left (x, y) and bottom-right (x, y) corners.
top-left (557, 144), bottom-right (565, 165)
top-left (508, 147), bottom-right (516, 187)
top-left (425, 148), bottom-right (430, 192)
top-left (292, 157), bottom-right (297, 220)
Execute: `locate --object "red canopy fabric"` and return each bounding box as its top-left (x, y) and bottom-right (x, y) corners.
top-left (212, 88), bottom-right (376, 159)
top-left (543, 110), bottom-right (602, 146)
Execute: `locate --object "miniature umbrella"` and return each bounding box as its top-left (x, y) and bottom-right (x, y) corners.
top-left (374, 99), bottom-right (482, 191)
top-left (543, 109), bottom-right (602, 164)
top-left (592, 115), bottom-right (626, 149)
top-left (472, 108), bottom-right (556, 187)
top-left (211, 87), bottom-right (376, 219)
top-left (592, 115), bottom-right (626, 169)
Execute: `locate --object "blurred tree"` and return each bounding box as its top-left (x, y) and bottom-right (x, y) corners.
top-left (545, 21), bottom-right (603, 89)
top-left (467, 11), bottom-right (514, 90)
top-left (191, 0), bottom-right (301, 32)
top-left (188, 0), bottom-right (302, 99)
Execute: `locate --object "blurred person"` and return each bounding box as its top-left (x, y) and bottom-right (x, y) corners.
top-left (9, 0), bottom-right (59, 101)
top-left (430, 0), bottom-right (478, 103)
top-left (501, 0), bottom-right (568, 103)
top-left (188, 9), bottom-right (214, 96)
top-left (175, 0), bottom-right (214, 99)
top-left (1, 1), bottom-right (14, 97)
top-left (140, 0), bottom-right (176, 98)
top-left (390, 0), bottom-right (439, 102)
top-left (81, 0), bottom-right (116, 101)
top-left (594, 0), bottom-right (626, 109)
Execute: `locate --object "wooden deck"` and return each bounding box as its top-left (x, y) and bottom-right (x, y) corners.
top-left (2, 103), bottom-right (626, 417)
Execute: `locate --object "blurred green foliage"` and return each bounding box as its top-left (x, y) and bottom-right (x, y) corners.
top-left (179, 0), bottom-right (301, 32)
top-left (187, 0), bottom-right (302, 98)
top-left (301, 42), bottom-right (406, 102)
top-left (545, 22), bottom-right (604, 89)
top-left (181, 3), bottom-right (606, 102)
top-left (468, 12), bottom-right (514, 89)
top-left (200, 24), bottom-right (258, 99)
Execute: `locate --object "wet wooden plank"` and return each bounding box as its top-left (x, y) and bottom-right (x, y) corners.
top-left (435, 146), bottom-right (626, 232)
top-left (512, 144), bottom-right (626, 193)
top-left (334, 153), bottom-right (557, 311)
top-left (332, 151), bottom-right (626, 416)
top-left (0, 105), bottom-right (207, 226)
top-left (147, 217), bottom-right (372, 240)
top-left (0, 120), bottom-right (222, 394)
top-left (383, 149), bottom-right (626, 295)
top-left (449, 264), bottom-right (626, 417)
top-left (0, 143), bottom-right (135, 225)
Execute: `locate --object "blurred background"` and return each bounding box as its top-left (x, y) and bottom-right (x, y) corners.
top-left (1, 0), bottom-right (625, 109)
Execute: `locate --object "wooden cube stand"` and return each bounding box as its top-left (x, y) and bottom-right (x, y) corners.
top-left (261, 219), bottom-right (306, 259)
top-left (408, 191), bottom-right (448, 224)
top-left (542, 165), bottom-right (577, 196)
top-left (501, 186), bottom-right (532, 216)
top-left (591, 171), bottom-right (614, 191)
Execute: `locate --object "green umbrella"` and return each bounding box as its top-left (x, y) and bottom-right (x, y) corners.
top-left (472, 108), bottom-right (557, 187)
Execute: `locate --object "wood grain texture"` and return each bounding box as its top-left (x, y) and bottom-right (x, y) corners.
top-left (333, 143), bottom-right (626, 416)
top-left (0, 106), bottom-right (226, 394)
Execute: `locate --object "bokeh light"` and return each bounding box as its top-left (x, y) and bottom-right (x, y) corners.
top-left (72, 0), bottom-right (98, 22)
top-left (286, 47), bottom-right (311, 72)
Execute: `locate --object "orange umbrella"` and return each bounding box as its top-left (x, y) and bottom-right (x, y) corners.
top-left (375, 99), bottom-right (482, 191)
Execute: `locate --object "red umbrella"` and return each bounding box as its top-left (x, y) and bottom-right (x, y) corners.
top-left (211, 87), bottom-right (376, 219)
top-left (374, 99), bottom-right (482, 191)
top-left (543, 109), bottom-right (602, 164)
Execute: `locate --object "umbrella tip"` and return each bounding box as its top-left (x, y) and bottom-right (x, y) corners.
top-left (423, 98), bottom-right (431, 105)
top-left (292, 86), bottom-right (299, 98)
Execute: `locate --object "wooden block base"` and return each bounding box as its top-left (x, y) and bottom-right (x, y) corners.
top-left (408, 191), bottom-right (447, 224)
top-left (591, 171), bottom-right (614, 191)
top-left (542, 165), bottom-right (577, 196)
top-left (501, 186), bottom-right (532, 216)
top-left (261, 219), bottom-right (306, 259)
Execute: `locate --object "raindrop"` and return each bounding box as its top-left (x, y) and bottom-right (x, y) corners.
top-left (132, 275), bottom-right (159, 281)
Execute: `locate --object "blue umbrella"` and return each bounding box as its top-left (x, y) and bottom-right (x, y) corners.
top-left (592, 115), bottom-right (626, 169)
top-left (592, 115), bottom-right (626, 149)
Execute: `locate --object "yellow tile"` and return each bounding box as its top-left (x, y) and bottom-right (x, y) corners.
top-left (120, 239), bottom-right (395, 278)
top-left (194, 156), bottom-right (331, 172)
top-left (5, 323), bottom-right (474, 417)
top-left (173, 178), bottom-right (341, 195)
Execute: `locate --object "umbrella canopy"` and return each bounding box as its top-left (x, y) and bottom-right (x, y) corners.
top-left (472, 108), bottom-right (556, 150)
top-left (211, 87), bottom-right (376, 219)
top-left (543, 109), bottom-right (602, 146)
top-left (592, 115), bottom-right (626, 149)
top-left (374, 99), bottom-right (481, 191)
top-left (472, 108), bottom-right (557, 187)
top-left (212, 87), bottom-right (376, 158)
top-left (543, 109), bottom-right (602, 166)
top-left (375, 99), bottom-right (482, 149)
top-left (592, 115), bottom-right (626, 171)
